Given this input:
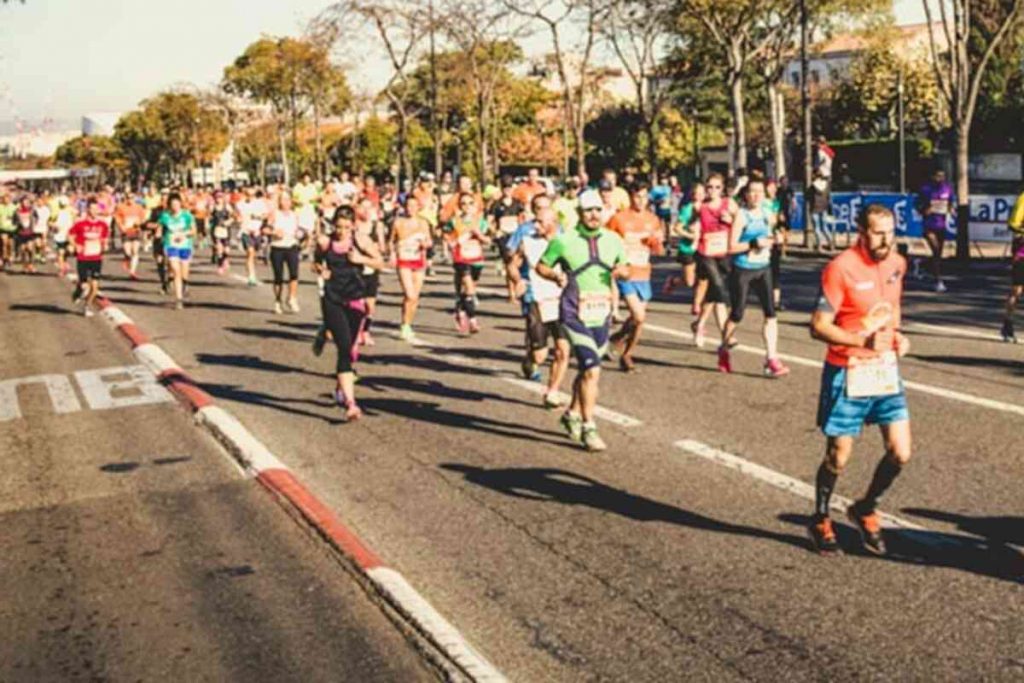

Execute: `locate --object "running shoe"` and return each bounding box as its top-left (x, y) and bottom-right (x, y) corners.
top-left (763, 357), bottom-right (791, 378)
top-left (807, 517), bottom-right (841, 555)
top-left (312, 327), bottom-right (327, 357)
top-left (273, 301), bottom-right (283, 315)
top-left (543, 392), bottom-right (566, 410)
top-left (935, 279), bottom-right (947, 293)
top-left (1000, 319), bottom-right (1017, 344)
top-left (521, 357), bottom-right (536, 380)
top-left (847, 503), bottom-right (886, 555)
top-left (334, 388), bottom-right (347, 407)
top-left (345, 403), bottom-right (363, 421)
top-left (174, 300), bottom-right (184, 311)
top-left (362, 330), bottom-right (376, 347)
top-left (581, 426), bottom-right (607, 452)
top-left (399, 324), bottom-right (414, 341)
top-left (691, 320), bottom-right (705, 348)
top-left (619, 355), bottom-right (637, 373)
top-left (84, 308), bottom-right (94, 318)
top-left (560, 412), bottom-right (583, 443)
top-left (454, 310), bottom-right (469, 334)
top-left (468, 317), bottom-right (481, 334)
top-left (717, 346), bottom-right (732, 373)
top-left (288, 297), bottom-right (300, 314)
top-left (247, 276), bottom-right (258, 287)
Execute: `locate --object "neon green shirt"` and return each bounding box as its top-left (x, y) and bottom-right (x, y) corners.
top-left (540, 224), bottom-right (626, 293)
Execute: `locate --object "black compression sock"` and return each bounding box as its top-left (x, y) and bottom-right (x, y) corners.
top-left (157, 261), bottom-right (167, 289)
top-left (861, 454), bottom-right (903, 512)
top-left (814, 462), bottom-right (839, 520)
top-left (364, 316), bottom-right (373, 332)
top-left (462, 295), bottom-right (477, 318)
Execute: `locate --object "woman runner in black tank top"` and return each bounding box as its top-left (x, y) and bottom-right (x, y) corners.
top-left (313, 205), bottom-right (386, 421)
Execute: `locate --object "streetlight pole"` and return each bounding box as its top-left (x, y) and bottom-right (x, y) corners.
top-left (429, 0), bottom-right (442, 179)
top-left (693, 107), bottom-right (700, 182)
top-left (897, 65), bottom-right (906, 195)
top-left (800, 0), bottom-right (813, 247)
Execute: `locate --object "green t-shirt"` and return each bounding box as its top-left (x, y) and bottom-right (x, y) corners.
top-left (0, 202), bottom-right (16, 233)
top-left (159, 210), bottom-right (196, 249)
top-left (552, 196), bottom-right (578, 232)
top-left (677, 202), bottom-right (696, 255)
top-left (540, 224), bottom-right (626, 294)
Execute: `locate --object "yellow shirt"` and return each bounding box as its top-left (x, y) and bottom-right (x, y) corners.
top-left (1009, 192), bottom-right (1024, 233)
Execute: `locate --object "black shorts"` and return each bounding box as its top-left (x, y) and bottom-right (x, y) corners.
top-left (696, 254), bottom-right (732, 303)
top-left (676, 251), bottom-right (696, 267)
top-left (1012, 259), bottom-right (1024, 287)
top-left (729, 266), bottom-right (775, 323)
top-left (270, 246), bottom-right (300, 284)
top-left (77, 260), bottom-right (102, 282)
top-left (526, 302), bottom-right (565, 350)
top-left (364, 271), bottom-right (380, 297)
top-left (16, 232), bottom-right (35, 247)
top-left (454, 263), bottom-right (484, 282)
top-left (770, 244), bottom-right (783, 283)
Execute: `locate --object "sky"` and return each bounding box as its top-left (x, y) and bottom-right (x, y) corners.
top-left (0, 0), bottom-right (927, 133)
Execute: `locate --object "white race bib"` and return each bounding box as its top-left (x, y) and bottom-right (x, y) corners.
top-left (398, 237), bottom-right (423, 261)
top-left (929, 199), bottom-right (949, 215)
top-left (499, 216), bottom-right (519, 236)
top-left (213, 226), bottom-right (229, 239)
top-left (846, 352), bottom-right (900, 398)
top-left (538, 297), bottom-right (561, 323)
top-left (703, 230), bottom-right (728, 257)
top-left (579, 291), bottom-right (611, 326)
top-left (457, 237), bottom-right (483, 262)
top-left (83, 239), bottom-right (102, 257)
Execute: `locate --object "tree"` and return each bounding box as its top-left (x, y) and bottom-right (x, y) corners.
top-left (54, 135), bottom-right (128, 183)
top-left (676, 0), bottom-right (798, 172)
top-left (601, 0), bottom-right (675, 178)
top-left (504, 0), bottom-right (610, 178)
top-left (922, 0), bottom-right (1024, 260)
top-left (114, 109), bottom-right (168, 182)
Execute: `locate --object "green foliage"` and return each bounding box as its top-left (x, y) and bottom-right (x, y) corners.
top-left (54, 135), bottom-right (128, 182)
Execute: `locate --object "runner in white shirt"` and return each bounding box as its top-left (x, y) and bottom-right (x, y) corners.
top-left (236, 187), bottom-right (269, 286)
top-left (263, 192), bottom-right (302, 314)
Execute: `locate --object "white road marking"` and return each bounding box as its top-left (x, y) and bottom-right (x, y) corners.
top-left (0, 374), bottom-right (82, 422)
top-left (407, 333), bottom-right (643, 428)
top-left (644, 323), bottom-right (1024, 418)
top-left (367, 566), bottom-right (507, 683)
top-left (99, 305), bottom-right (133, 328)
top-left (902, 320), bottom-right (1006, 343)
top-left (74, 365), bottom-right (173, 410)
top-left (673, 440), bottom-right (967, 550)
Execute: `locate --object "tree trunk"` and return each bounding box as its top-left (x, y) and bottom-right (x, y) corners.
top-left (398, 112), bottom-right (411, 186)
top-left (730, 73), bottom-right (747, 172)
top-left (645, 116), bottom-right (658, 182)
top-left (477, 94), bottom-right (489, 184)
top-left (954, 124), bottom-right (970, 261)
top-left (313, 100), bottom-right (324, 182)
top-left (278, 124), bottom-right (290, 186)
top-left (768, 81), bottom-right (786, 179)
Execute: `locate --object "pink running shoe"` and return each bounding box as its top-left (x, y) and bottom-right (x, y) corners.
top-left (468, 317), bottom-right (481, 334)
top-left (717, 346), bottom-right (732, 373)
top-left (764, 357), bottom-right (791, 378)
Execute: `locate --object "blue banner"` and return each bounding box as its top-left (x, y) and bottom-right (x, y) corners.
top-left (790, 192), bottom-right (944, 239)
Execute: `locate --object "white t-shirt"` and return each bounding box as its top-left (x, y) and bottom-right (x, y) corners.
top-left (238, 198), bottom-right (269, 234)
top-left (336, 181), bottom-right (357, 206)
top-left (269, 211), bottom-right (300, 248)
top-left (53, 208), bottom-right (74, 241)
top-left (522, 232), bottom-right (564, 323)
top-left (33, 206), bottom-right (51, 235)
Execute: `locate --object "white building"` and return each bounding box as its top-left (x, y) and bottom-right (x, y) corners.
top-left (81, 112), bottom-right (123, 137)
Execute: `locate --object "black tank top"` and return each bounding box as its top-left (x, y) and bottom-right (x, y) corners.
top-left (322, 237), bottom-right (366, 304)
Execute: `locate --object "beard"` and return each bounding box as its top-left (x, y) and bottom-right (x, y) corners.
top-left (868, 243), bottom-right (893, 261)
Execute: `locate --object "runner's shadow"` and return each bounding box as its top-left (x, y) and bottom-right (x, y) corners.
top-left (200, 382), bottom-right (345, 425)
top-left (909, 354), bottom-right (1024, 374)
top-left (195, 353), bottom-right (330, 378)
top-left (777, 513), bottom-right (1024, 583)
top-left (358, 376), bottom-right (538, 408)
top-left (364, 353), bottom-right (500, 379)
top-left (362, 398), bottom-right (568, 447)
top-left (901, 509), bottom-right (1024, 548)
top-left (8, 303), bottom-right (75, 315)
top-left (225, 326), bottom-right (314, 343)
top-left (442, 464), bottom-right (808, 550)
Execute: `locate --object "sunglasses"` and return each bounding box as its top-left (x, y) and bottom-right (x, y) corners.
top-left (708, 184), bottom-right (723, 189)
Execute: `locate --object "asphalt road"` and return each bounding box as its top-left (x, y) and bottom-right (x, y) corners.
top-left (0, 271), bottom-right (437, 682)
top-left (5, 245), bottom-right (1023, 681)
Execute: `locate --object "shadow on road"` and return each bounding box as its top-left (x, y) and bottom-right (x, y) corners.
top-left (201, 382), bottom-right (345, 425)
top-left (225, 326), bottom-right (315, 343)
top-left (195, 352), bottom-right (330, 378)
top-left (8, 303), bottom-right (75, 315)
top-left (441, 464), bottom-right (809, 551)
top-left (778, 513), bottom-right (1024, 584)
top-left (909, 354), bottom-right (1024, 374)
top-left (902, 509), bottom-right (1024, 548)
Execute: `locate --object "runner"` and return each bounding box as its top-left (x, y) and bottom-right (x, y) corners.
top-left (114, 194), bottom-right (146, 279)
top-left (807, 204), bottom-right (912, 556)
top-left (512, 167), bottom-right (547, 208)
top-left (663, 182), bottom-right (704, 314)
top-left (313, 205), bottom-right (387, 421)
top-left (67, 197), bottom-right (110, 316)
top-left (391, 195), bottom-right (432, 340)
top-left (444, 191), bottom-right (492, 335)
top-left (159, 193), bottom-right (197, 310)
top-left (144, 192), bottom-right (169, 294)
top-left (14, 196), bottom-right (38, 273)
top-left (717, 178), bottom-right (790, 377)
top-left (0, 191), bottom-right (15, 270)
top-left (552, 176), bottom-right (581, 232)
top-left (490, 176), bottom-right (525, 296)
top-left (536, 190), bottom-right (629, 452)
top-left (1000, 187), bottom-right (1024, 343)
top-left (607, 182), bottom-right (664, 372)
top-left (916, 167), bottom-right (955, 293)
top-left (33, 194), bottom-right (51, 264)
top-left (52, 196), bottom-right (75, 278)
top-left (767, 177), bottom-right (789, 310)
top-left (354, 196), bottom-right (387, 346)
top-left (209, 192), bottom-right (234, 275)
top-left (264, 192), bottom-right (302, 314)
top-left (509, 207), bottom-right (570, 408)
top-left (237, 187), bottom-right (269, 286)
top-left (691, 173), bottom-right (738, 348)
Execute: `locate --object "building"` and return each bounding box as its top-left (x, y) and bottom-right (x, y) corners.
top-left (81, 112), bottom-right (124, 137)
top-left (785, 22), bottom-right (949, 88)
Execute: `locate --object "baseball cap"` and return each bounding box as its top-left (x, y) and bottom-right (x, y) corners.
top-left (578, 190), bottom-right (602, 211)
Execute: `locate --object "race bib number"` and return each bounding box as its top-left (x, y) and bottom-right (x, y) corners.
top-left (83, 239), bottom-right (102, 257)
top-left (928, 199), bottom-right (949, 215)
top-left (498, 216), bottom-right (519, 236)
top-left (457, 237), bottom-right (483, 262)
top-left (579, 291), bottom-right (611, 326)
top-left (539, 297), bottom-right (561, 324)
top-left (213, 226), bottom-right (229, 239)
top-left (846, 352), bottom-right (901, 398)
top-left (703, 230), bottom-right (728, 257)
top-left (171, 233), bottom-right (187, 247)
top-left (398, 239), bottom-right (422, 261)
top-left (626, 244), bottom-right (651, 267)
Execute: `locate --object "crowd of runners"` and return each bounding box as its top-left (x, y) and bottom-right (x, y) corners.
top-left (2, 166), bottom-right (1023, 556)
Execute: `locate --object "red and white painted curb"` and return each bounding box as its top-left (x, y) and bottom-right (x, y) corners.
top-left (94, 297), bottom-right (506, 682)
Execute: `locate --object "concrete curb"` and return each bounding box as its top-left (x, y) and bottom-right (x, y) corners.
top-left (93, 295), bottom-right (507, 683)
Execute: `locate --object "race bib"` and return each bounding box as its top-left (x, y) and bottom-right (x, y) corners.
top-left (499, 216), bottom-right (519, 236)
top-left (626, 244), bottom-right (651, 267)
top-left (398, 239), bottom-right (422, 261)
top-left (929, 199), bottom-right (949, 215)
top-left (213, 226), bottom-right (229, 239)
top-left (457, 237), bottom-right (483, 262)
top-left (703, 230), bottom-right (729, 257)
top-left (83, 239), bottom-right (102, 257)
top-left (538, 297), bottom-right (561, 324)
top-left (579, 291), bottom-right (611, 326)
top-left (847, 352), bottom-right (900, 398)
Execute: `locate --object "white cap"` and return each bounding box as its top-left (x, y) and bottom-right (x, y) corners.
top-left (578, 189), bottom-right (602, 211)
